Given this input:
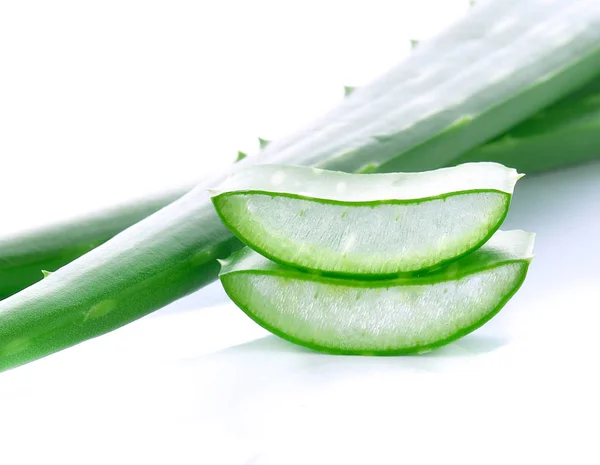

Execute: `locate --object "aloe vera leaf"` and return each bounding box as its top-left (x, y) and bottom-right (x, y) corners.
top-left (0, 189), bottom-right (185, 300)
top-left (219, 230), bottom-right (535, 355)
top-left (0, 0), bottom-right (592, 371)
top-left (452, 78), bottom-right (600, 173)
top-left (261, 0), bottom-right (600, 175)
top-left (4, 0), bottom-right (600, 304)
top-left (3, 68), bottom-right (594, 304)
top-left (0, 195), bottom-right (243, 372)
top-left (210, 162), bottom-right (521, 276)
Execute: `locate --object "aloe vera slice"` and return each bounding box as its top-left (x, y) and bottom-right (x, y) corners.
top-left (210, 162), bottom-right (521, 276)
top-left (219, 230), bottom-right (534, 355)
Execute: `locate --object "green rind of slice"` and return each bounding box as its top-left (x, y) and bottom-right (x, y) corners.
top-left (219, 230), bottom-right (534, 355)
top-left (210, 162), bottom-right (521, 277)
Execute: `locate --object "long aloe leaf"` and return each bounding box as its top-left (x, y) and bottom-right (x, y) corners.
top-left (264, 0), bottom-right (600, 174)
top-left (3, 8), bottom-right (600, 301)
top-left (0, 190), bottom-right (185, 300)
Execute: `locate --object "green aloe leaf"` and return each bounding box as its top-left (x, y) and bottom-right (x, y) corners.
top-left (453, 77), bottom-right (600, 173)
top-left (0, 0), bottom-right (593, 371)
top-left (219, 230), bottom-right (534, 355)
top-left (210, 162), bottom-right (522, 276)
top-left (0, 189), bottom-right (185, 301)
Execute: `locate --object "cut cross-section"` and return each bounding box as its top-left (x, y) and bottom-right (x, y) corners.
top-left (210, 162), bottom-right (522, 277)
top-left (219, 230), bottom-right (534, 355)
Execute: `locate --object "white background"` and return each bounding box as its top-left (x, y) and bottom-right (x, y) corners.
top-left (1, 1), bottom-right (600, 464)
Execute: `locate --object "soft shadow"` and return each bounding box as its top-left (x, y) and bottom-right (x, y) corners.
top-left (157, 281), bottom-right (231, 315)
top-left (215, 333), bottom-right (508, 359)
top-left (182, 334), bottom-right (510, 436)
top-left (215, 335), bottom-right (316, 356)
top-left (423, 334), bottom-right (509, 358)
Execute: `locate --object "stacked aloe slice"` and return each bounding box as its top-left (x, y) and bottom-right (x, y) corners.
top-left (210, 162), bottom-right (534, 355)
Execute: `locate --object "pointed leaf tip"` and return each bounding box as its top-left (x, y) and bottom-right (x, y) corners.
top-left (258, 138), bottom-right (271, 149)
top-left (344, 86), bottom-right (356, 97)
top-left (41, 270), bottom-right (53, 278)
